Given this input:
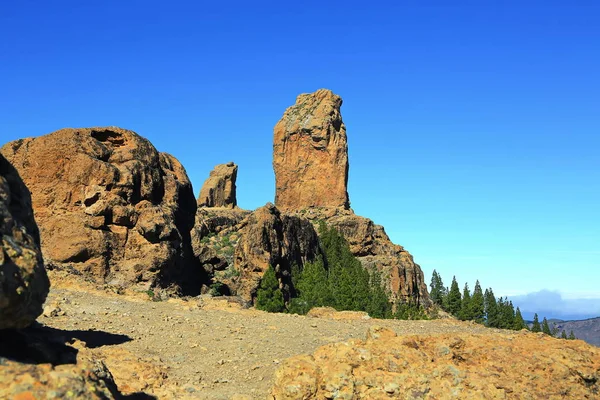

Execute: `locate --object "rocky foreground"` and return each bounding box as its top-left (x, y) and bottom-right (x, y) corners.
top-left (2, 273), bottom-right (599, 399)
top-left (2, 90), bottom-right (600, 399)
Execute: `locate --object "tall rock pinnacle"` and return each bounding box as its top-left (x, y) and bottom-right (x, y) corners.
top-left (273, 89), bottom-right (350, 210)
top-left (197, 162), bottom-right (238, 208)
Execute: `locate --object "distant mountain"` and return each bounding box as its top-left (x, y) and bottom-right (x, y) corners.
top-left (553, 317), bottom-right (600, 347)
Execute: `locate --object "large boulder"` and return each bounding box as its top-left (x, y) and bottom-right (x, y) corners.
top-left (1, 127), bottom-right (199, 291)
top-left (271, 327), bottom-right (600, 399)
top-left (273, 89), bottom-right (350, 210)
top-left (197, 162), bottom-right (238, 208)
top-left (0, 155), bottom-right (49, 329)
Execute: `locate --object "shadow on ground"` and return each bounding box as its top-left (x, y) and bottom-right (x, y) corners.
top-left (0, 323), bottom-right (132, 365)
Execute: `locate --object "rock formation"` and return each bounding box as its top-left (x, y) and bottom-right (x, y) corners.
top-left (271, 327), bottom-right (600, 399)
top-left (191, 202), bottom-right (322, 302)
top-left (0, 154), bottom-right (49, 329)
top-left (296, 208), bottom-right (429, 305)
top-left (198, 162), bottom-right (238, 208)
top-left (273, 89), bottom-right (350, 210)
top-left (1, 127), bottom-right (199, 291)
top-left (272, 89), bottom-right (429, 306)
top-left (233, 203), bottom-right (322, 301)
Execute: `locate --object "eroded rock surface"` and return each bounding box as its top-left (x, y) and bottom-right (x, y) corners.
top-left (198, 162), bottom-right (238, 209)
top-left (271, 327), bottom-right (600, 399)
top-left (289, 207), bottom-right (430, 306)
top-left (0, 355), bottom-right (119, 399)
top-left (233, 203), bottom-right (323, 302)
top-left (191, 203), bottom-right (323, 302)
top-left (273, 89), bottom-right (350, 210)
top-left (0, 154), bottom-right (49, 329)
top-left (271, 89), bottom-right (429, 307)
top-left (1, 127), bottom-right (199, 291)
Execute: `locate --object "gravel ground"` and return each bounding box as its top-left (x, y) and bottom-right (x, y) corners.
top-left (38, 280), bottom-right (499, 399)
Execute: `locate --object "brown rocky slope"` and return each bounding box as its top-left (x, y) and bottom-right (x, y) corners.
top-left (271, 326), bottom-right (600, 399)
top-left (1, 127), bottom-right (201, 293)
top-left (25, 276), bottom-right (600, 399)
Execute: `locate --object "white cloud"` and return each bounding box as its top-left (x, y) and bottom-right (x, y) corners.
top-left (509, 290), bottom-right (600, 321)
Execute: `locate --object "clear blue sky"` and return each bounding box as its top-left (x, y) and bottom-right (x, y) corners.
top-left (2, 1), bottom-right (598, 318)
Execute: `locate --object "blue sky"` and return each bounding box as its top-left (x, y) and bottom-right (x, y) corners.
top-left (1, 1), bottom-right (598, 319)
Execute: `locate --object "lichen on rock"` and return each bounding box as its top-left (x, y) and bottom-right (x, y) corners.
top-left (0, 154), bottom-right (49, 329)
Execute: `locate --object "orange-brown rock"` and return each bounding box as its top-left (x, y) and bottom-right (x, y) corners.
top-left (1, 127), bottom-right (199, 291)
top-left (191, 207), bottom-right (250, 277)
top-left (0, 154), bottom-right (49, 329)
top-left (232, 203), bottom-right (323, 302)
top-left (272, 90), bottom-right (428, 306)
top-left (198, 162), bottom-right (238, 208)
top-left (0, 328), bottom-right (121, 399)
top-left (273, 89), bottom-right (350, 210)
top-left (191, 203), bottom-right (323, 301)
top-left (292, 207), bottom-right (430, 306)
top-left (0, 355), bottom-right (118, 399)
top-left (271, 327), bottom-right (600, 399)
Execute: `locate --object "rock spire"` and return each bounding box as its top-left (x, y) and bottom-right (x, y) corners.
top-left (273, 89), bottom-right (350, 210)
top-left (197, 162), bottom-right (238, 208)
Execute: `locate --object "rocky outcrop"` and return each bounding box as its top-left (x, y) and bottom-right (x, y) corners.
top-left (0, 154), bottom-right (49, 329)
top-left (191, 207), bottom-right (250, 277)
top-left (273, 89), bottom-right (350, 210)
top-left (0, 351), bottom-right (119, 399)
top-left (271, 89), bottom-right (429, 307)
top-left (198, 162), bottom-right (238, 208)
top-left (0, 324), bottom-right (164, 399)
top-left (191, 203), bottom-right (322, 302)
top-left (232, 203), bottom-right (323, 301)
top-left (1, 127), bottom-right (199, 291)
top-left (299, 208), bottom-right (429, 305)
top-left (271, 327), bottom-right (600, 399)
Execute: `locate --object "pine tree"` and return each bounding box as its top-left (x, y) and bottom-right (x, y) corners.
top-left (291, 256), bottom-right (329, 314)
top-left (256, 265), bottom-right (285, 313)
top-left (531, 313), bottom-right (541, 332)
top-left (484, 288), bottom-right (499, 328)
top-left (568, 330), bottom-right (576, 340)
top-left (541, 317), bottom-right (552, 335)
top-left (446, 276), bottom-right (462, 316)
top-left (459, 283), bottom-right (472, 321)
top-left (394, 300), bottom-right (428, 320)
top-left (429, 270), bottom-right (446, 307)
top-left (366, 269), bottom-right (392, 319)
top-left (560, 330), bottom-right (568, 339)
top-left (470, 280), bottom-right (485, 324)
top-left (513, 307), bottom-right (527, 330)
top-left (318, 223), bottom-right (373, 313)
top-left (497, 298), bottom-right (515, 330)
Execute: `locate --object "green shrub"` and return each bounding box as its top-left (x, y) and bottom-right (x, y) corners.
top-left (256, 266), bottom-right (285, 313)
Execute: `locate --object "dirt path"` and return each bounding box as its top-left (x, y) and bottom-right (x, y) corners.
top-left (39, 280), bottom-right (498, 399)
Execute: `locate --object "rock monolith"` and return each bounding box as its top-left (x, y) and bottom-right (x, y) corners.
top-left (273, 89), bottom-right (350, 210)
